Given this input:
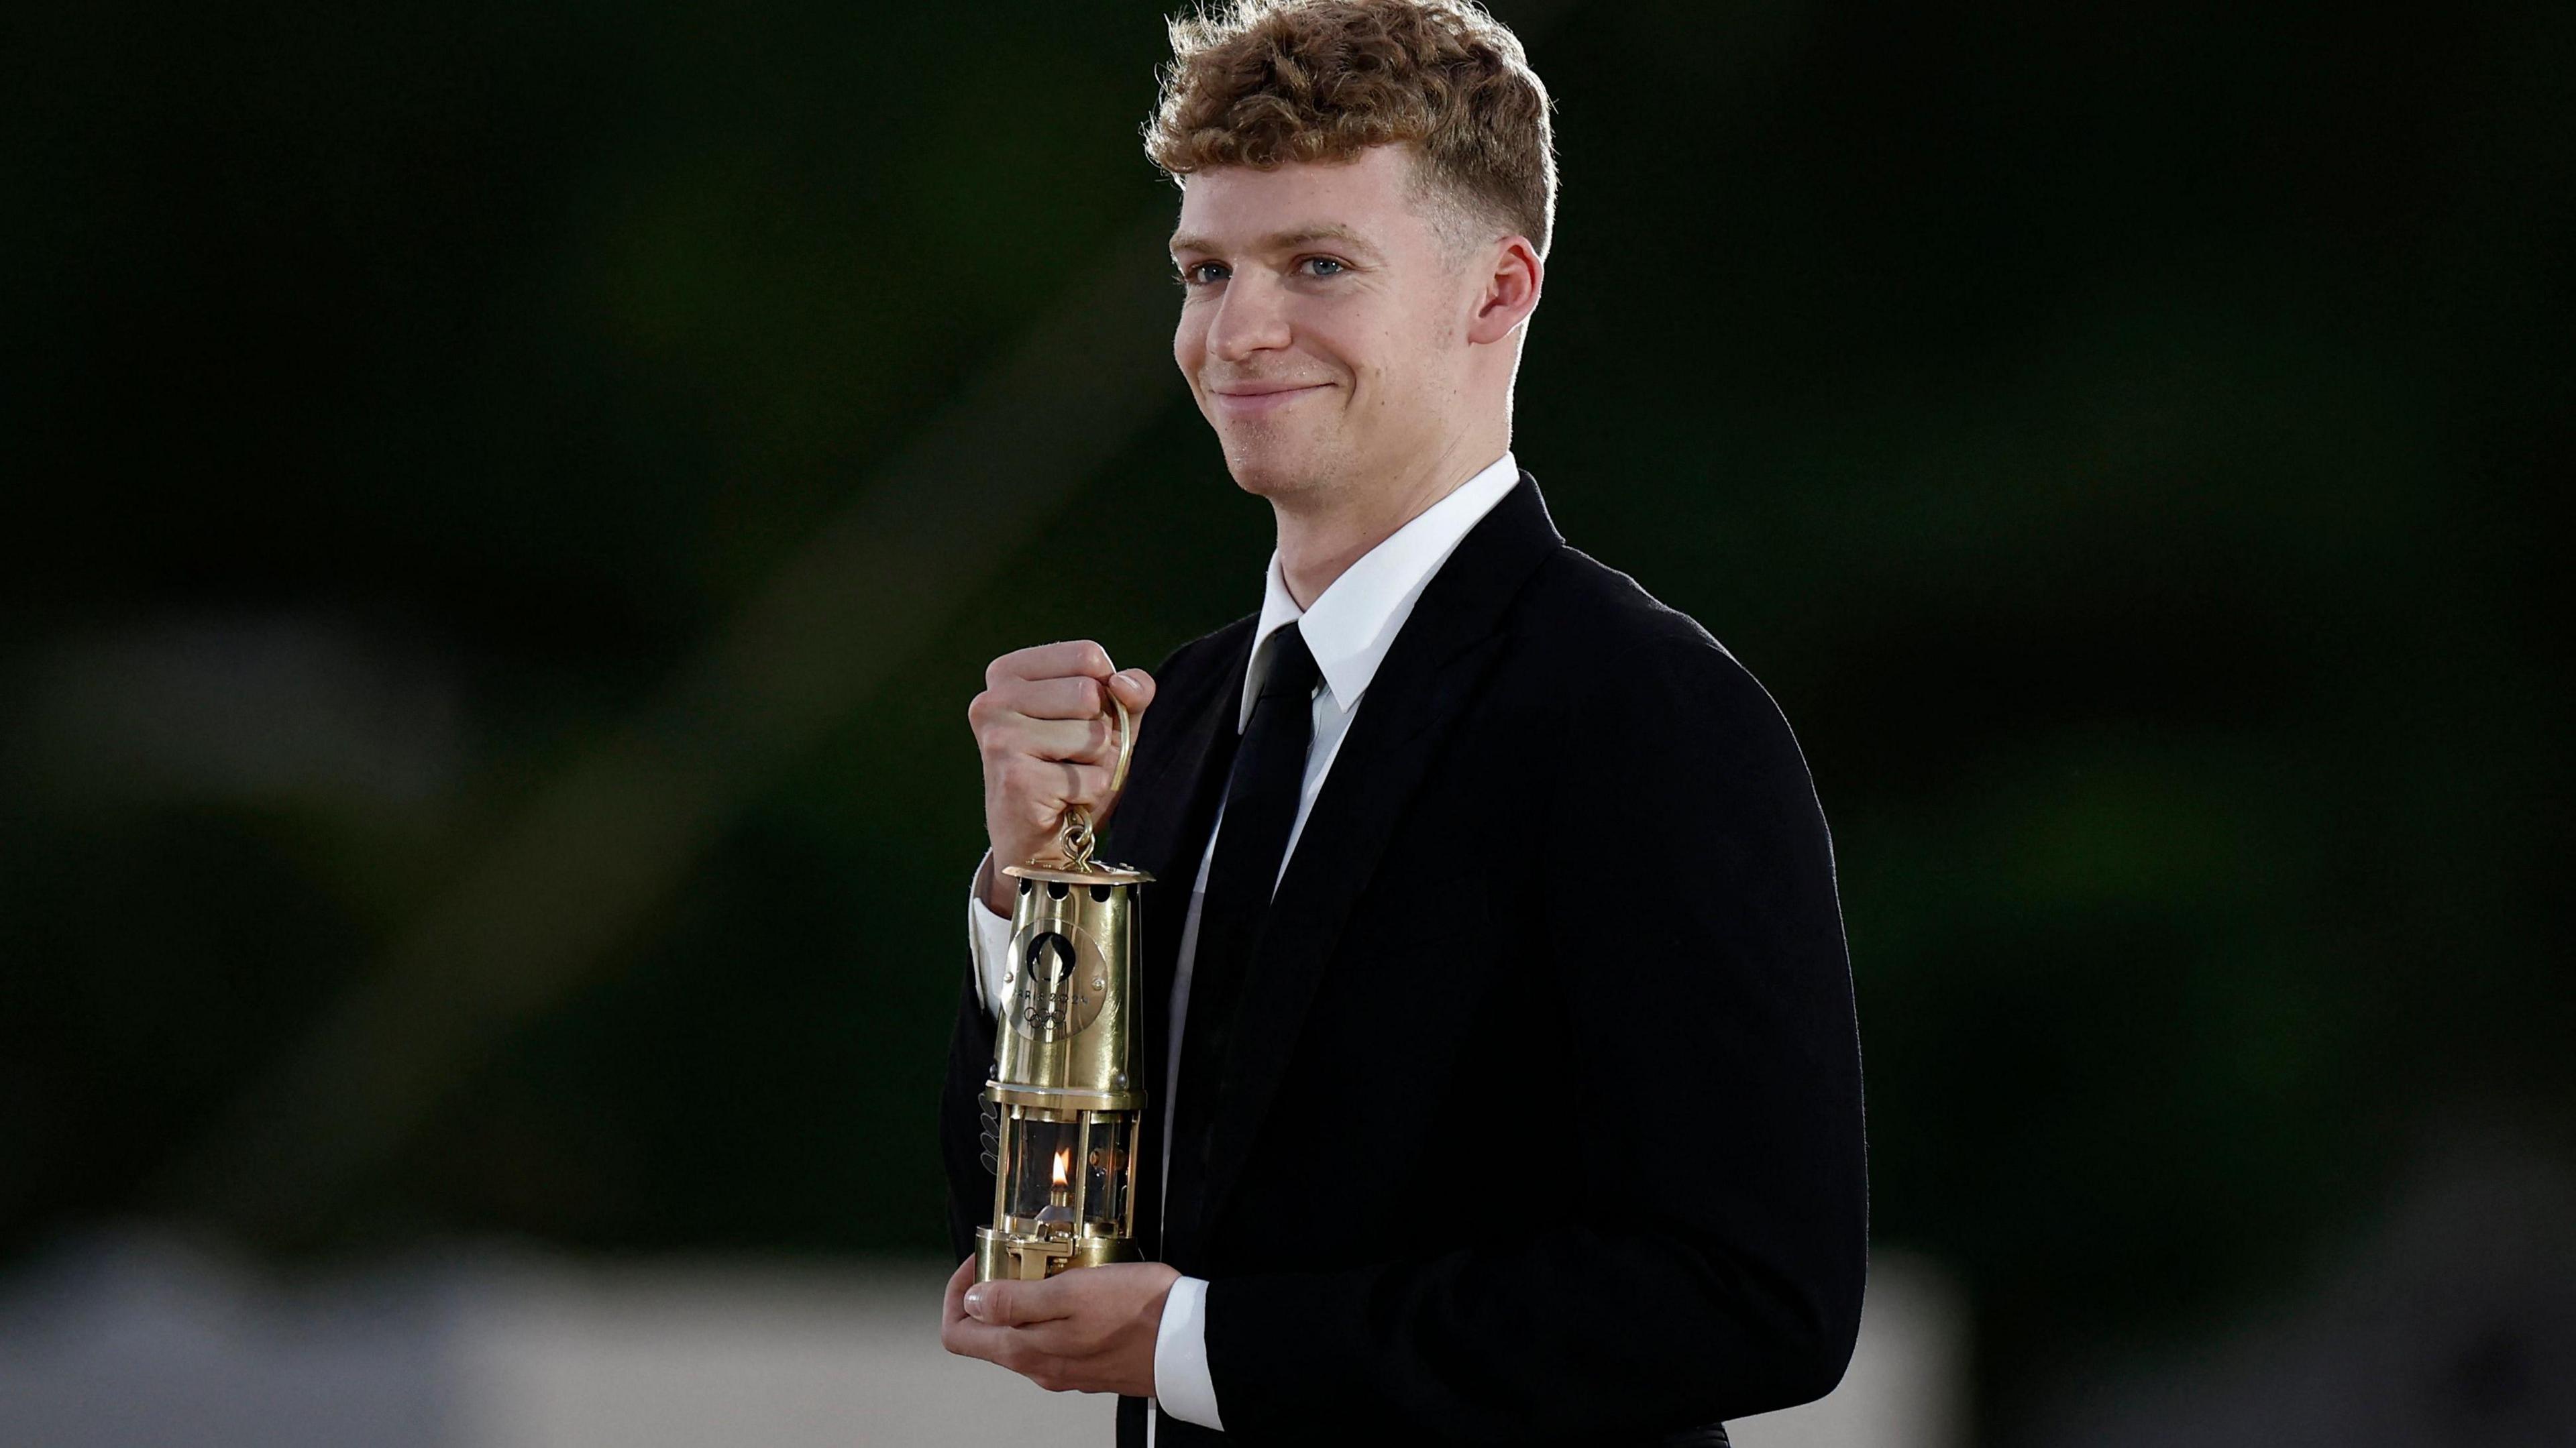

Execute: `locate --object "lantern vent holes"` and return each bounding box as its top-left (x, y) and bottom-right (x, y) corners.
top-left (1090, 885), bottom-right (1111, 902)
top-left (1046, 881), bottom-right (1069, 899)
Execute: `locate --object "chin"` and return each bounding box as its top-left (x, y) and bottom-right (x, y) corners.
top-left (1226, 461), bottom-right (1300, 500)
top-left (1221, 446), bottom-right (1314, 500)
top-left (1220, 429), bottom-right (1345, 502)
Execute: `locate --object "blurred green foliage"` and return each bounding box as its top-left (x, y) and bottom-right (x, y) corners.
top-left (3, 0), bottom-right (2569, 1435)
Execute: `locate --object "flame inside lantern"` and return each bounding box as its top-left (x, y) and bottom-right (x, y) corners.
top-left (1052, 1149), bottom-right (1071, 1188)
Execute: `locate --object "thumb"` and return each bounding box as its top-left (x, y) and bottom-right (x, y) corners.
top-left (1108, 667), bottom-right (1157, 715)
top-left (963, 1276), bottom-right (1063, 1327)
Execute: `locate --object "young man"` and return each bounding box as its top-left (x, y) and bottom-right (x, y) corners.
top-left (939, 3), bottom-right (1866, 1443)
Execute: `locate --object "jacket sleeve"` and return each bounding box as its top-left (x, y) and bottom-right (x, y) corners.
top-left (940, 886), bottom-right (1004, 1262)
top-left (1200, 626), bottom-right (1869, 1439)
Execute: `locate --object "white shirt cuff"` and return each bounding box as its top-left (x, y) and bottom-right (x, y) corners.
top-left (966, 852), bottom-right (1016, 1015)
top-left (1153, 1274), bottom-right (1223, 1430)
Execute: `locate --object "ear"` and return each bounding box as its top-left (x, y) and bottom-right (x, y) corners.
top-left (1465, 235), bottom-right (1544, 345)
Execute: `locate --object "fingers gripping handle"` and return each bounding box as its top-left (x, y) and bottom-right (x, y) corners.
top-left (1055, 693), bottom-right (1133, 871)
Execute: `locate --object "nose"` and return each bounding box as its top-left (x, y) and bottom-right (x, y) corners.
top-left (1205, 270), bottom-right (1291, 364)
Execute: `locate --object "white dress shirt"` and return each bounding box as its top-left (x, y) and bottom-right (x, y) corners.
top-left (965, 450), bottom-right (1521, 1433)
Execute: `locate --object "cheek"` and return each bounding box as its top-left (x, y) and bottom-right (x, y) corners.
top-left (1302, 306), bottom-right (1381, 390)
top-left (1348, 328), bottom-right (1421, 410)
top-left (1345, 299), bottom-right (1432, 381)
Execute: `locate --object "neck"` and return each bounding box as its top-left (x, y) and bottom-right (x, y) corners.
top-left (1272, 424), bottom-right (1507, 607)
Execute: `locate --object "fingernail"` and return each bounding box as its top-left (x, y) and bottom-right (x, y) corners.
top-left (964, 1286), bottom-right (987, 1317)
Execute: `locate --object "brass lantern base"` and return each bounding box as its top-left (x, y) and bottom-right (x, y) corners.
top-left (975, 1224), bottom-right (1140, 1282)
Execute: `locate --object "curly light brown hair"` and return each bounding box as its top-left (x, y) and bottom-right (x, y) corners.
top-left (1144, 0), bottom-right (1557, 261)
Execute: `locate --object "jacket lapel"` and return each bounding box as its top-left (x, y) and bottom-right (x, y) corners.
top-left (1103, 620), bottom-right (1250, 885)
top-left (1197, 475), bottom-right (1564, 1227)
top-left (1102, 619), bottom-right (1250, 1260)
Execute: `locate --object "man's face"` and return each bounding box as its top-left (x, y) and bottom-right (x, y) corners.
top-left (1169, 145), bottom-right (1477, 504)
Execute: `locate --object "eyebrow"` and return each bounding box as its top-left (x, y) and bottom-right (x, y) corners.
top-left (1167, 223), bottom-right (1387, 262)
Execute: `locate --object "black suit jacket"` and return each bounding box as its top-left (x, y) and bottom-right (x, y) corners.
top-left (941, 474), bottom-right (1866, 1446)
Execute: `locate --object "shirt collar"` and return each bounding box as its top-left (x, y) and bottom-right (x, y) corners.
top-left (1238, 450), bottom-right (1521, 731)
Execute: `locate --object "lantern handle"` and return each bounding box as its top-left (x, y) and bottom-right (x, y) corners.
top-left (1056, 692), bottom-right (1134, 871)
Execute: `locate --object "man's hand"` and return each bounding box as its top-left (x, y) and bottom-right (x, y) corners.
top-left (970, 641), bottom-right (1157, 915)
top-left (941, 1258), bottom-right (1181, 1396)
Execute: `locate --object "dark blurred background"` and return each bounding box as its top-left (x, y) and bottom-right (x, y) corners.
top-left (5, 0), bottom-right (2571, 1442)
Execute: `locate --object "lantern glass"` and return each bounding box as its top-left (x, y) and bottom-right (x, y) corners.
top-left (1081, 1113), bottom-right (1132, 1230)
top-left (1006, 1115), bottom-right (1082, 1225)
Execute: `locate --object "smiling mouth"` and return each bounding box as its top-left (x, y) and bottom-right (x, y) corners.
top-left (1212, 384), bottom-right (1330, 415)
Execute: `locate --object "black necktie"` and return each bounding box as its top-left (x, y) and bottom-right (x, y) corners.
top-left (1163, 624), bottom-right (1320, 1249)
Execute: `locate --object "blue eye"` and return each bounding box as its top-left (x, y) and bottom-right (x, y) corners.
top-left (1303, 257), bottom-right (1346, 277)
top-left (1177, 262), bottom-right (1228, 288)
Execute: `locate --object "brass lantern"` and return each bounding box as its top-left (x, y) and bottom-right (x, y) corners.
top-left (975, 700), bottom-right (1152, 1282)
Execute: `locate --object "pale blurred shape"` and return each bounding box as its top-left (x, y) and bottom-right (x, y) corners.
top-left (1730, 1252), bottom-right (1969, 1448)
top-left (453, 1260), bottom-right (1096, 1448)
top-left (453, 1254), bottom-right (1963, 1448)
top-left (0, 1238), bottom-right (1961, 1447)
top-left (2035, 1132), bottom-right (2576, 1447)
top-left (0, 1233), bottom-right (453, 1448)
